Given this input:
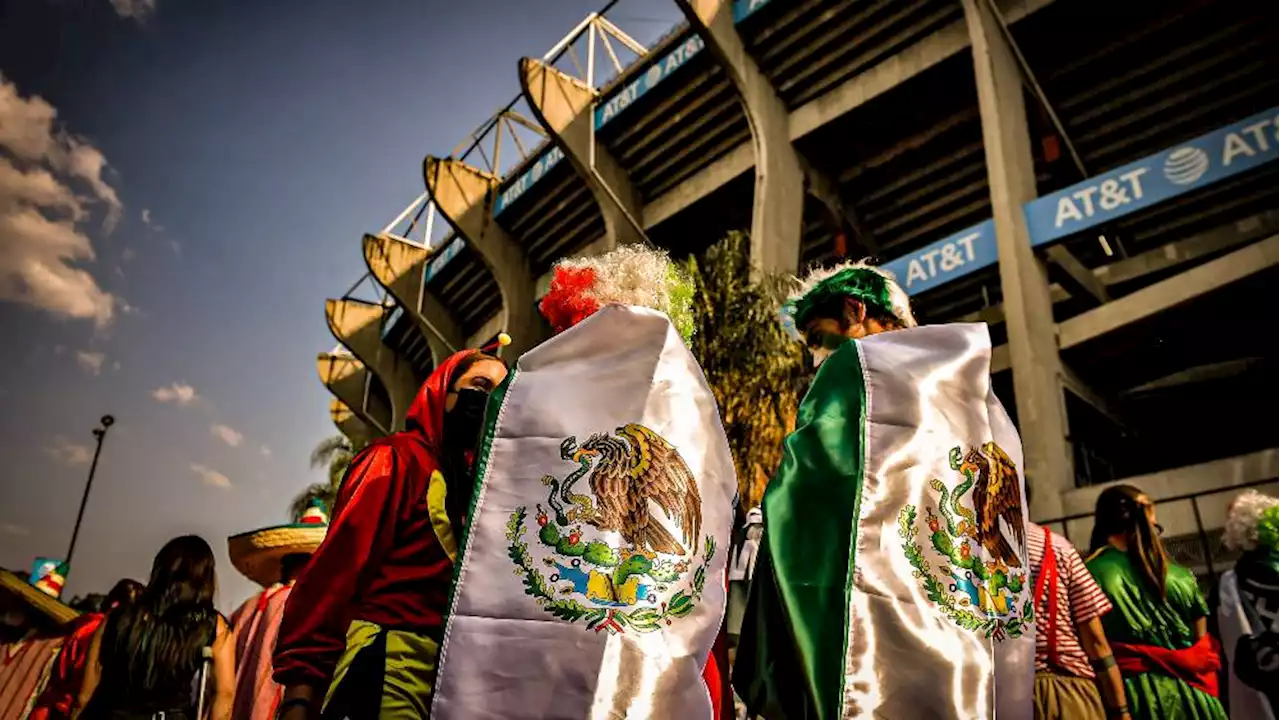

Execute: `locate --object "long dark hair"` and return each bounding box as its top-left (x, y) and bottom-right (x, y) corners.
top-left (105, 535), bottom-right (217, 692)
top-left (1090, 485), bottom-right (1169, 598)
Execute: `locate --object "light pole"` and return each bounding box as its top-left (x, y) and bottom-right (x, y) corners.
top-left (65, 414), bottom-right (114, 578)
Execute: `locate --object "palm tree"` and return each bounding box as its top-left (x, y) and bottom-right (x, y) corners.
top-left (684, 231), bottom-right (806, 511)
top-left (288, 434), bottom-right (365, 521)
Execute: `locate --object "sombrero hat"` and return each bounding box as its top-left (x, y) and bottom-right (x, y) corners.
top-left (228, 499), bottom-right (329, 588)
top-left (0, 569), bottom-right (79, 626)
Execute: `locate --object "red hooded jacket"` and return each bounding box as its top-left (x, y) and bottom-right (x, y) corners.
top-left (272, 350), bottom-right (478, 689)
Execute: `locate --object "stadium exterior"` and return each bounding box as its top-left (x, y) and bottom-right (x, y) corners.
top-left (318, 0), bottom-right (1278, 571)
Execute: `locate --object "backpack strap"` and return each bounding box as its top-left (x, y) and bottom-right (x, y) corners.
top-left (1032, 525), bottom-right (1061, 669)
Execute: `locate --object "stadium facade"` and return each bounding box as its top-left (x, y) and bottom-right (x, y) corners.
top-left (318, 0), bottom-right (1278, 571)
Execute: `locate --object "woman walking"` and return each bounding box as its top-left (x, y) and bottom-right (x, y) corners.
top-left (1087, 485), bottom-right (1227, 720)
top-left (75, 535), bottom-right (235, 719)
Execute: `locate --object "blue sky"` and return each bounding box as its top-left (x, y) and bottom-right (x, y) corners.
top-left (0, 0), bottom-right (680, 610)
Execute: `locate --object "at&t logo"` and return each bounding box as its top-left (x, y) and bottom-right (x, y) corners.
top-left (1162, 147), bottom-right (1210, 185)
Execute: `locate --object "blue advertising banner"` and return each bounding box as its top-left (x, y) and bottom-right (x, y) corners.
top-left (733, 0), bottom-right (775, 23)
top-left (593, 34), bottom-right (705, 129)
top-left (1025, 108), bottom-right (1278, 246)
top-left (425, 236), bottom-right (466, 283)
top-left (381, 305), bottom-right (405, 341)
top-left (878, 219), bottom-right (997, 297)
top-left (493, 144), bottom-right (566, 216)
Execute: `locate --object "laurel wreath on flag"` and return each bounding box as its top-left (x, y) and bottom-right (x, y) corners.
top-left (506, 506), bottom-right (715, 634)
top-left (898, 505), bottom-right (1032, 640)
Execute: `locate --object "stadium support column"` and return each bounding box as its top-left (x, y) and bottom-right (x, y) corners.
top-left (316, 354), bottom-right (391, 439)
top-left (963, 0), bottom-right (1072, 520)
top-left (676, 0), bottom-right (804, 274)
top-left (520, 58), bottom-right (643, 251)
top-left (363, 233), bottom-right (466, 364)
top-left (325, 299), bottom-right (418, 432)
top-left (424, 157), bottom-right (539, 357)
top-left (330, 398), bottom-right (374, 449)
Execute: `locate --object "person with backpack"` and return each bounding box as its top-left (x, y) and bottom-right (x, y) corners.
top-left (1028, 519), bottom-right (1129, 719)
top-left (74, 535), bottom-right (234, 720)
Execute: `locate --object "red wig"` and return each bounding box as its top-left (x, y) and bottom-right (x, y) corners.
top-left (538, 266), bottom-right (601, 335)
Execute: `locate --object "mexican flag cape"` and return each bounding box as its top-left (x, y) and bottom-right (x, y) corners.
top-left (431, 305), bottom-right (736, 719)
top-left (735, 323), bottom-right (1034, 719)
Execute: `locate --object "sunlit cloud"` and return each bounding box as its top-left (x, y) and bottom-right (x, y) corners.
top-left (110, 0), bottom-right (156, 21)
top-left (152, 382), bottom-right (198, 406)
top-left (211, 423), bottom-right (243, 447)
top-left (0, 74), bottom-right (124, 327)
top-left (46, 435), bottom-right (94, 466)
top-left (76, 350), bottom-right (105, 375)
top-left (190, 463), bottom-right (231, 489)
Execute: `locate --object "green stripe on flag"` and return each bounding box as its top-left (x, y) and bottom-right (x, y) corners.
top-left (444, 368), bottom-right (518, 610)
top-left (743, 339), bottom-right (868, 719)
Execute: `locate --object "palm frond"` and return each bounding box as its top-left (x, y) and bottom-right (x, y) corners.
top-left (309, 435), bottom-right (353, 469)
top-left (685, 231), bottom-right (805, 511)
top-left (327, 450), bottom-right (355, 488)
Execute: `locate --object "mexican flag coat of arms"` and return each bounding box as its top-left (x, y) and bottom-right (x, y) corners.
top-left (431, 305), bottom-right (735, 719)
top-left (736, 323), bottom-right (1034, 719)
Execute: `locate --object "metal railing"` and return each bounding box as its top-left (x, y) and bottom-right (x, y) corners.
top-left (1039, 477), bottom-right (1277, 583)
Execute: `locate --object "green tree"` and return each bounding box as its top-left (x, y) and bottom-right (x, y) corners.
top-left (684, 231), bottom-right (806, 511)
top-left (288, 434), bottom-right (365, 521)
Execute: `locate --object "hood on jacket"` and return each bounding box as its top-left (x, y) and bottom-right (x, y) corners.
top-left (404, 349), bottom-right (486, 455)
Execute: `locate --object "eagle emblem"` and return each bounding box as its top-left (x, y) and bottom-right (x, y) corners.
top-left (898, 443), bottom-right (1032, 640)
top-left (506, 424), bottom-right (715, 635)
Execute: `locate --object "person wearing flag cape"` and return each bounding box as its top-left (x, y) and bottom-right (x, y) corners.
top-left (734, 261), bottom-right (1035, 719)
top-left (428, 245), bottom-right (736, 719)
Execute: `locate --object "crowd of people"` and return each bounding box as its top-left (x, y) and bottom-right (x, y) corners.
top-left (0, 246), bottom-right (1275, 719)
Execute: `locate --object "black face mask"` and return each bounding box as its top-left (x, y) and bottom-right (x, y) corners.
top-left (444, 387), bottom-right (489, 452)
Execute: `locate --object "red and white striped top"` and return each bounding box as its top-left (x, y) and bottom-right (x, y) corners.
top-left (1028, 522), bottom-right (1112, 678)
top-left (0, 635), bottom-right (62, 720)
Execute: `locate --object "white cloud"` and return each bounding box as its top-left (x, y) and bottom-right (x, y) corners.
top-left (140, 208), bottom-right (151, 225)
top-left (0, 522), bottom-right (29, 536)
top-left (260, 444), bottom-right (272, 458)
top-left (76, 350), bottom-right (105, 375)
top-left (190, 463), bottom-right (231, 489)
top-left (169, 240), bottom-right (181, 256)
top-left (211, 424), bottom-right (243, 447)
top-left (46, 435), bottom-right (94, 466)
top-left (0, 74), bottom-right (124, 327)
top-left (152, 382), bottom-right (198, 405)
top-left (110, 0), bottom-right (156, 20)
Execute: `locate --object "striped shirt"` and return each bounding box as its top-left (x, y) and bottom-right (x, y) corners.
top-left (1028, 522), bottom-right (1113, 678)
top-left (0, 635), bottom-right (62, 720)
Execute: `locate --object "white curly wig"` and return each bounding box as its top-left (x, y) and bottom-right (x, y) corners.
top-left (1223, 490), bottom-right (1279, 552)
top-left (538, 244), bottom-right (695, 343)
